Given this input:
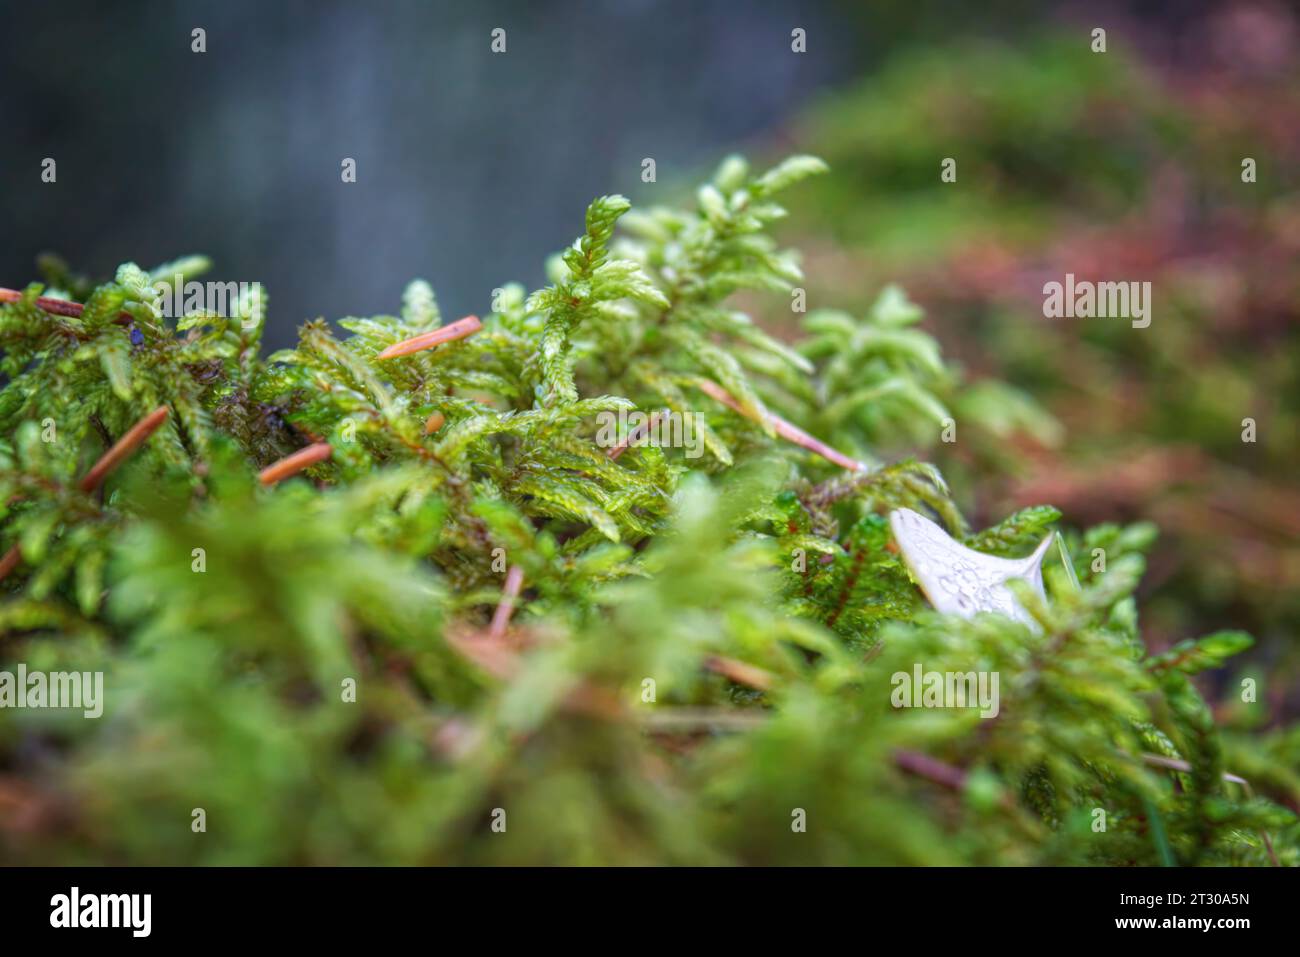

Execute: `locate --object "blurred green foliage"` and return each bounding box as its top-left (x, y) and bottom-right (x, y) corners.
top-left (771, 26), bottom-right (1300, 711)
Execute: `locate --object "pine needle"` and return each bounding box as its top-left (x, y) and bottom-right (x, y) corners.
top-left (0, 405), bottom-right (170, 582)
top-left (258, 443), bottom-right (333, 486)
top-left (695, 378), bottom-right (864, 471)
top-left (703, 654), bottom-right (776, 691)
top-left (0, 546), bottom-right (19, 582)
top-left (607, 410), bottom-right (663, 460)
top-left (488, 565), bottom-right (525, 640)
top-left (0, 287), bottom-right (132, 325)
top-left (78, 406), bottom-right (171, 493)
top-left (375, 315), bottom-right (482, 359)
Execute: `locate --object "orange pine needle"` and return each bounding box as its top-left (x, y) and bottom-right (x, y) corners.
top-left (78, 406), bottom-right (171, 494)
top-left (695, 379), bottom-right (865, 472)
top-left (376, 316), bottom-right (482, 360)
top-left (1, 405), bottom-right (171, 583)
top-left (258, 443), bottom-right (332, 486)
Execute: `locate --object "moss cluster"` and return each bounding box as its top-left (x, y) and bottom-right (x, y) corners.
top-left (1, 157), bottom-right (1293, 864)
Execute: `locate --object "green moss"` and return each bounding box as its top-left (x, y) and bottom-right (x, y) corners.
top-left (1, 156), bottom-right (1293, 865)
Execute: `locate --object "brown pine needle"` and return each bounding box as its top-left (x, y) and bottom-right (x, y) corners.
top-left (446, 627), bottom-right (519, 680)
top-left (445, 623), bottom-right (624, 721)
top-left (607, 410), bottom-right (663, 460)
top-left (376, 316), bottom-right (482, 360)
top-left (894, 748), bottom-right (968, 791)
top-left (258, 442), bottom-right (332, 486)
top-left (0, 546), bottom-right (20, 581)
top-left (695, 379), bottom-right (865, 472)
top-left (640, 708), bottom-right (768, 732)
top-left (703, 655), bottom-right (776, 691)
top-left (488, 565), bottom-right (525, 640)
top-left (1, 405), bottom-right (171, 583)
top-left (0, 287), bottom-right (133, 325)
top-left (423, 411), bottom-right (446, 435)
top-left (78, 406), bottom-right (171, 494)
top-left (1138, 752), bottom-right (1247, 785)
top-left (1134, 753), bottom-right (1278, 865)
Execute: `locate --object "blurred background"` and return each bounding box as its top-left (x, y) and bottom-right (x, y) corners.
top-left (3, 0), bottom-right (1297, 711)
top-left (2, 0), bottom-right (860, 339)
